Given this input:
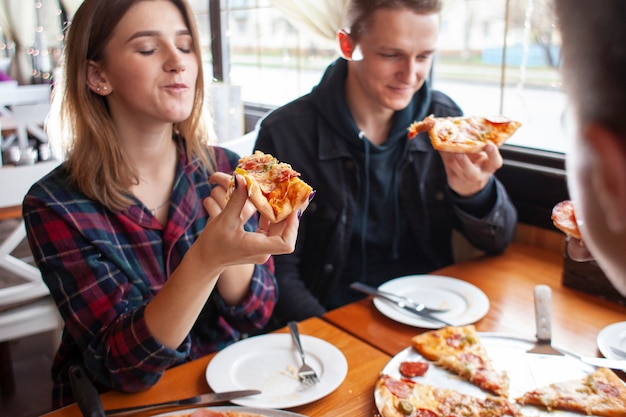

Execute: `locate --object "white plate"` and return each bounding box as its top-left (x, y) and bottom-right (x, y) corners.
top-left (379, 333), bottom-right (599, 417)
top-left (373, 275), bottom-right (489, 329)
top-left (152, 405), bottom-right (307, 416)
top-left (205, 333), bottom-right (347, 409)
top-left (597, 321), bottom-right (626, 359)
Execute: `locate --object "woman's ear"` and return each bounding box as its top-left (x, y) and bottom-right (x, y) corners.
top-left (86, 60), bottom-right (111, 95)
top-left (584, 123), bottom-right (626, 233)
top-left (337, 29), bottom-right (354, 60)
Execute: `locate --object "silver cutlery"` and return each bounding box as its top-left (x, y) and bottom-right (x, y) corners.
top-left (350, 282), bottom-right (451, 313)
top-left (104, 389), bottom-right (261, 416)
top-left (288, 321), bottom-right (320, 387)
top-left (527, 285), bottom-right (564, 356)
top-left (350, 282), bottom-right (453, 326)
top-left (579, 356), bottom-right (626, 370)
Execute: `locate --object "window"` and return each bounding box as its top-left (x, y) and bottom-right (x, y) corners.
top-left (202, 0), bottom-right (568, 229)
top-left (208, 0), bottom-right (566, 154)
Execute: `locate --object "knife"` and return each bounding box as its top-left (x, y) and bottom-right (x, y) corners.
top-left (104, 389), bottom-right (261, 416)
top-left (579, 356), bottom-right (626, 370)
top-left (350, 282), bottom-right (452, 326)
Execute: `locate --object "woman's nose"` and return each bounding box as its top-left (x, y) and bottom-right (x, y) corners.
top-left (164, 50), bottom-right (186, 72)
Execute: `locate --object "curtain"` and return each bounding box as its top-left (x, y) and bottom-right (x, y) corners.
top-left (60, 0), bottom-right (82, 18)
top-left (269, 0), bottom-right (349, 44)
top-left (0, 0), bottom-right (37, 84)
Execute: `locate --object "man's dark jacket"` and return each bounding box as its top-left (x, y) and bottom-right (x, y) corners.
top-left (255, 59), bottom-right (517, 330)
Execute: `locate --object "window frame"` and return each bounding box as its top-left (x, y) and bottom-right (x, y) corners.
top-left (207, 0), bottom-right (570, 233)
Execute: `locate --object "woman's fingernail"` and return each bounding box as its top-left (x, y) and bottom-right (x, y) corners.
top-left (297, 209), bottom-right (302, 220)
top-left (308, 190), bottom-right (316, 202)
top-left (233, 173), bottom-right (238, 189)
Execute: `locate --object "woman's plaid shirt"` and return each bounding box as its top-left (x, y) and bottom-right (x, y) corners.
top-left (23, 143), bottom-right (277, 408)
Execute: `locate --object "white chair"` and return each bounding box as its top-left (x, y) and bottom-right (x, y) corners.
top-left (0, 84), bottom-right (51, 152)
top-left (0, 161), bottom-right (61, 397)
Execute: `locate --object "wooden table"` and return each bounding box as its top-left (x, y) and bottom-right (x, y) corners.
top-left (42, 318), bottom-right (391, 417)
top-left (40, 242), bottom-right (626, 417)
top-left (324, 242), bottom-right (626, 358)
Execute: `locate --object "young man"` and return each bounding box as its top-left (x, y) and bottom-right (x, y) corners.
top-left (254, 0), bottom-right (517, 329)
top-left (555, 0), bottom-right (626, 296)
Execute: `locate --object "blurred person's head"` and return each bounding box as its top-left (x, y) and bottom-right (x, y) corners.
top-left (338, 0), bottom-right (442, 113)
top-left (555, 0), bottom-right (626, 295)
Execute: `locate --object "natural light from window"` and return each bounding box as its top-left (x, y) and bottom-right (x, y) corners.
top-left (203, 0), bottom-right (566, 153)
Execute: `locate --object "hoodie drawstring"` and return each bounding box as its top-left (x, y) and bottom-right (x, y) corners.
top-left (358, 130), bottom-right (370, 282)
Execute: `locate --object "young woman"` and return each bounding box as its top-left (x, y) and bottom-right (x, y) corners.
top-left (23, 0), bottom-right (303, 408)
top-left (254, 0), bottom-right (518, 329)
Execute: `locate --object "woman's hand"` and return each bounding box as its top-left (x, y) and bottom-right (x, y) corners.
top-left (439, 141), bottom-right (503, 196)
top-left (208, 172), bottom-right (257, 222)
top-left (201, 173), bottom-right (303, 267)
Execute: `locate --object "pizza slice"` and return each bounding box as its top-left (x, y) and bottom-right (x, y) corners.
top-left (516, 367), bottom-right (626, 417)
top-left (228, 150), bottom-right (313, 223)
top-left (407, 115), bottom-right (521, 153)
top-left (551, 200), bottom-right (582, 239)
top-left (375, 373), bottom-right (522, 417)
top-left (411, 325), bottom-right (509, 397)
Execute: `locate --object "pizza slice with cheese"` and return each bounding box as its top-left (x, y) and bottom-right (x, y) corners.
top-left (375, 374), bottom-right (522, 417)
top-left (408, 115), bottom-right (521, 153)
top-left (551, 200), bottom-right (582, 239)
top-left (411, 325), bottom-right (510, 397)
top-left (228, 151), bottom-right (313, 223)
top-left (516, 367), bottom-right (626, 417)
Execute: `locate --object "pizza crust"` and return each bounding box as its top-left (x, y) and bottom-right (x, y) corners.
top-left (411, 325), bottom-right (509, 397)
top-left (408, 115), bottom-right (521, 153)
top-left (228, 152), bottom-right (313, 223)
top-left (516, 367), bottom-right (626, 417)
top-left (375, 374), bottom-right (521, 417)
top-left (551, 200), bottom-right (582, 239)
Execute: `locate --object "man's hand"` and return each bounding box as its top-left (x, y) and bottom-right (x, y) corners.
top-left (440, 142), bottom-right (503, 196)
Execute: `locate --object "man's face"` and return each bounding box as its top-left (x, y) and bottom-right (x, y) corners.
top-left (347, 9), bottom-right (439, 112)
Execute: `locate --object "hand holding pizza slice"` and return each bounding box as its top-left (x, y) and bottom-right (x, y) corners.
top-left (551, 200), bottom-right (582, 240)
top-left (228, 151), bottom-right (314, 223)
top-left (408, 115), bottom-right (522, 153)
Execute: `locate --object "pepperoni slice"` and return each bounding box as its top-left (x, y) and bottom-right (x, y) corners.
top-left (399, 361), bottom-right (429, 378)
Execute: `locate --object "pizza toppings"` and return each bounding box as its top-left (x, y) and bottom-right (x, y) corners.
top-left (551, 200), bottom-right (582, 240)
top-left (375, 374), bottom-right (522, 417)
top-left (379, 327), bottom-right (626, 417)
top-left (411, 325), bottom-right (510, 398)
top-left (407, 115), bottom-right (522, 153)
top-left (515, 367), bottom-right (626, 417)
top-left (399, 361), bottom-right (429, 378)
top-left (228, 151), bottom-right (313, 223)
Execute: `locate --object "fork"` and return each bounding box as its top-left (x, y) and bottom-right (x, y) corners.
top-left (288, 321), bottom-right (320, 387)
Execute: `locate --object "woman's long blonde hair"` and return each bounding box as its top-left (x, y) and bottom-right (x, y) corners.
top-left (50, 0), bottom-right (215, 211)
